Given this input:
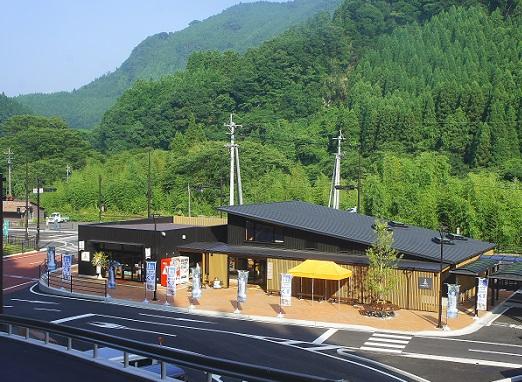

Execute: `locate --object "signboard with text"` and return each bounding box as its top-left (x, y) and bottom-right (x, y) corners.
top-left (447, 284), bottom-right (460, 319)
top-left (477, 277), bottom-right (488, 311)
top-left (145, 261), bottom-right (157, 291)
top-left (418, 276), bottom-right (433, 290)
top-left (62, 254), bottom-right (72, 281)
top-left (166, 265), bottom-right (177, 297)
top-left (280, 273), bottom-right (293, 307)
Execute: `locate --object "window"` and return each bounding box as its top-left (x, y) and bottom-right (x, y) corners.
top-left (245, 221), bottom-right (284, 244)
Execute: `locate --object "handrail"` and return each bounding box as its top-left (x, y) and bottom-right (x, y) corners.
top-left (0, 314), bottom-right (343, 382)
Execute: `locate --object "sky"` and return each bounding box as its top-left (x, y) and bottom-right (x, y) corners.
top-left (0, 0), bottom-right (283, 96)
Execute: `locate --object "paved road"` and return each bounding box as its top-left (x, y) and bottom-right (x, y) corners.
top-left (0, 336), bottom-right (147, 382)
top-left (3, 283), bottom-right (522, 381)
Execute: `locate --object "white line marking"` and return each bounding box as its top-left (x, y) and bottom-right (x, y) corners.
top-left (5, 275), bottom-right (39, 281)
top-left (359, 346), bottom-right (403, 354)
top-left (3, 281), bottom-right (37, 291)
top-left (487, 306), bottom-right (511, 326)
top-left (51, 313), bottom-right (95, 324)
top-left (313, 328), bottom-right (338, 344)
top-left (34, 308), bottom-right (61, 312)
top-left (367, 337), bottom-right (409, 344)
top-left (373, 333), bottom-right (412, 340)
top-left (417, 336), bottom-right (522, 349)
top-left (307, 344), bottom-right (343, 351)
top-left (401, 351), bottom-right (522, 369)
top-left (10, 298), bottom-right (59, 305)
top-left (469, 349), bottom-right (522, 358)
top-left (363, 342), bottom-right (406, 349)
top-left (138, 313), bottom-right (214, 324)
top-left (4, 305), bottom-right (13, 308)
top-left (282, 340), bottom-right (304, 345)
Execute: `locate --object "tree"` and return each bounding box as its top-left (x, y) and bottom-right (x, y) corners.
top-left (365, 220), bottom-right (401, 304)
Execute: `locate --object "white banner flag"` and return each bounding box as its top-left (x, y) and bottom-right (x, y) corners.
top-left (447, 284), bottom-right (460, 319)
top-left (191, 264), bottom-right (202, 300)
top-left (280, 273), bottom-right (293, 307)
top-left (62, 254), bottom-right (73, 281)
top-left (166, 265), bottom-right (177, 297)
top-left (477, 277), bottom-right (488, 311)
top-left (237, 270), bottom-right (249, 303)
top-left (145, 261), bottom-right (157, 291)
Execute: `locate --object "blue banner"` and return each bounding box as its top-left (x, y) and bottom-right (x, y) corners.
top-left (145, 261), bottom-right (156, 291)
top-left (62, 253), bottom-right (72, 281)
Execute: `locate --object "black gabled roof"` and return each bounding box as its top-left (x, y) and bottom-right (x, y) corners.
top-left (450, 257), bottom-right (497, 276)
top-left (218, 201), bottom-right (496, 265)
top-left (177, 242), bottom-right (444, 272)
top-left (489, 262), bottom-right (522, 281)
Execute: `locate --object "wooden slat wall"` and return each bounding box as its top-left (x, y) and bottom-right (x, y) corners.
top-left (266, 258), bottom-right (440, 312)
top-left (457, 275), bottom-right (477, 302)
top-left (173, 216), bottom-right (226, 226)
top-left (207, 253), bottom-right (229, 288)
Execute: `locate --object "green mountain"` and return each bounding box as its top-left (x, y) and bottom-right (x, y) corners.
top-left (14, 0), bottom-right (341, 129)
top-left (0, 93), bottom-right (32, 124)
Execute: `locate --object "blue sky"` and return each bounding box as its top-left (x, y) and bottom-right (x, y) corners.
top-left (0, 0), bottom-right (283, 96)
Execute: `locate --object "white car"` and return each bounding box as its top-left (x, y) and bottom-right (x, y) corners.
top-left (47, 212), bottom-right (69, 224)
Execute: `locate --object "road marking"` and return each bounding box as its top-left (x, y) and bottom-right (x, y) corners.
top-left (11, 298), bottom-right (59, 305)
top-left (492, 322), bottom-right (522, 330)
top-left (312, 328), bottom-right (338, 344)
top-left (486, 306), bottom-right (511, 326)
top-left (364, 342), bottom-right (406, 349)
top-left (4, 305), bottom-right (13, 308)
top-left (373, 333), bottom-right (412, 340)
top-left (138, 313), bottom-right (215, 324)
top-left (34, 308), bottom-right (61, 312)
top-left (469, 349), bottom-right (522, 358)
top-left (3, 281), bottom-right (37, 291)
top-left (307, 344), bottom-right (343, 351)
top-left (360, 332), bottom-right (410, 354)
top-left (89, 321), bottom-right (177, 338)
top-left (418, 336), bottom-right (522, 349)
top-left (360, 346), bottom-right (403, 354)
top-left (51, 313), bottom-right (95, 324)
top-left (401, 351), bottom-right (522, 369)
top-left (5, 275), bottom-right (39, 281)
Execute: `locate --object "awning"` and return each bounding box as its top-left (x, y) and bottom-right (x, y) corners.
top-left (489, 262), bottom-right (522, 282)
top-left (288, 260), bottom-right (352, 280)
top-left (450, 258), bottom-right (497, 277)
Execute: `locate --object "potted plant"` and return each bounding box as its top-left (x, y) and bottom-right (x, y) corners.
top-left (92, 251), bottom-right (108, 278)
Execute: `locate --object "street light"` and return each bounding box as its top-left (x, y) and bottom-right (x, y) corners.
top-left (437, 225), bottom-right (447, 329)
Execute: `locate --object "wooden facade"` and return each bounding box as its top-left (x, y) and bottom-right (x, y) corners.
top-left (266, 258), bottom-right (440, 312)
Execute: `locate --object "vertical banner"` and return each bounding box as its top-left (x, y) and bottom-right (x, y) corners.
top-left (145, 261), bottom-right (157, 291)
top-left (447, 284), bottom-right (460, 319)
top-left (191, 264), bottom-right (202, 300)
top-left (237, 270), bottom-right (249, 303)
top-left (47, 246), bottom-right (56, 271)
top-left (167, 265), bottom-right (177, 297)
top-left (477, 277), bottom-right (488, 311)
top-left (107, 261), bottom-right (117, 289)
top-left (3, 219), bottom-right (9, 238)
top-left (280, 273), bottom-right (293, 307)
top-left (62, 253), bottom-right (72, 281)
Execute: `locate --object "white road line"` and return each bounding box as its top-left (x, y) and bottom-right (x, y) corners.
top-left (3, 281), bottom-right (36, 291)
top-left (282, 340), bottom-right (304, 345)
top-left (469, 349), bottom-right (522, 358)
top-left (51, 313), bottom-right (95, 324)
top-left (138, 313), bottom-right (215, 324)
top-left (486, 306), bottom-right (511, 326)
top-left (401, 351), bottom-right (522, 369)
top-left (10, 298), bottom-right (59, 305)
top-left (418, 336), bottom-right (522, 349)
top-left (363, 342), bottom-right (406, 349)
top-left (307, 344), bottom-right (343, 351)
top-left (367, 337), bottom-right (409, 344)
top-left (4, 305), bottom-right (13, 308)
top-left (359, 347), bottom-right (403, 354)
top-left (312, 328), bottom-right (338, 344)
top-left (5, 275), bottom-right (39, 281)
top-left (373, 333), bottom-right (412, 340)
top-left (34, 308), bottom-right (62, 312)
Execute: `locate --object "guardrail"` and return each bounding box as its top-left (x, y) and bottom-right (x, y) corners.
top-left (0, 314), bottom-right (343, 382)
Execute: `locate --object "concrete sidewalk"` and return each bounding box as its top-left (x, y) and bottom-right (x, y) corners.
top-left (41, 269), bottom-right (516, 336)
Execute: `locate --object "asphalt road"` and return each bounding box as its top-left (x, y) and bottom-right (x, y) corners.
top-left (3, 283), bottom-right (521, 382)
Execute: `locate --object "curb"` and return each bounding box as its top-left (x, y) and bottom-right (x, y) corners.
top-left (39, 278), bottom-right (518, 337)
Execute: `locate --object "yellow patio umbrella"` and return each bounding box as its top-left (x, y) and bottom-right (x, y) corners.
top-left (288, 260), bottom-right (352, 304)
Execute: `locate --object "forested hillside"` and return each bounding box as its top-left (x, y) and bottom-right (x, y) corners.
top-left (33, 1), bottom-right (521, 251)
top-left (0, 94), bottom-right (32, 124)
top-left (14, 0), bottom-right (341, 129)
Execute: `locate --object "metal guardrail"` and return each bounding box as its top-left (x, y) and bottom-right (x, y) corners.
top-left (0, 314), bottom-right (343, 382)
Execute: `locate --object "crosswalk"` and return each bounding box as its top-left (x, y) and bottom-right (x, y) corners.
top-left (359, 332), bottom-right (412, 354)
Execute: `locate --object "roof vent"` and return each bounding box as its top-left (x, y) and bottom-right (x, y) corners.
top-left (388, 220), bottom-right (408, 228)
top-left (432, 236), bottom-right (455, 245)
top-left (446, 233), bottom-right (467, 241)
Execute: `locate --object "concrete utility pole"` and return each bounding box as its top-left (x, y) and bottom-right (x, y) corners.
top-left (98, 175), bottom-right (103, 223)
top-left (4, 147), bottom-right (14, 197)
top-left (225, 114), bottom-right (243, 205)
top-left (36, 178), bottom-right (41, 247)
top-left (147, 150), bottom-right (152, 219)
top-left (66, 164), bottom-right (72, 182)
top-left (0, 173), bottom-right (4, 315)
top-left (329, 130), bottom-right (344, 209)
top-left (25, 163), bottom-right (29, 241)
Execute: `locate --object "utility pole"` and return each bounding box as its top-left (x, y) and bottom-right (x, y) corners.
top-left (357, 147), bottom-right (362, 213)
top-left (187, 183), bottom-right (191, 217)
top-left (329, 130), bottom-right (344, 209)
top-left (0, 173), bottom-right (5, 315)
top-left (225, 114), bottom-right (243, 205)
top-left (147, 150), bottom-right (152, 219)
top-left (98, 175), bottom-right (102, 223)
top-left (25, 163), bottom-right (29, 241)
top-left (66, 164), bottom-right (72, 182)
top-left (4, 147), bottom-right (14, 198)
top-left (36, 178), bottom-right (40, 247)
